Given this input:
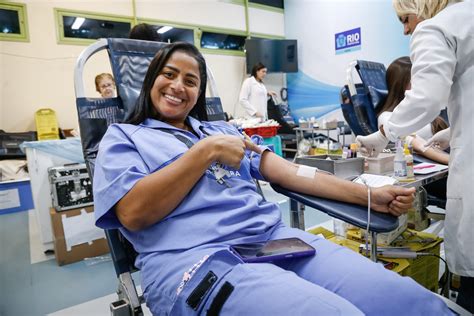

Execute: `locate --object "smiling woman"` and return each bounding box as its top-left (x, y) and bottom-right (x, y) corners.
top-left (149, 51), bottom-right (201, 130)
top-left (92, 42), bottom-right (452, 315)
top-left (125, 42), bottom-right (208, 126)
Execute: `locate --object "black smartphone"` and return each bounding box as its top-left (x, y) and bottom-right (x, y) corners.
top-left (230, 237), bottom-right (316, 263)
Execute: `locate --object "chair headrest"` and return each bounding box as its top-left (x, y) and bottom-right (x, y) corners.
top-left (107, 38), bottom-right (168, 118)
top-left (356, 60), bottom-right (388, 91)
top-left (368, 86), bottom-right (388, 110)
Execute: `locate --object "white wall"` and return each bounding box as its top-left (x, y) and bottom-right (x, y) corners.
top-left (284, 0), bottom-right (410, 121)
top-left (0, 0), bottom-right (285, 132)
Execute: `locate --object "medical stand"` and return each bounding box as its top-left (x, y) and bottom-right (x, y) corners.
top-left (294, 126), bottom-right (339, 158)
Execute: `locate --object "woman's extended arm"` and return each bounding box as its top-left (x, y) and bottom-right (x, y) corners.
top-left (259, 152), bottom-right (415, 216)
top-left (409, 135), bottom-right (449, 165)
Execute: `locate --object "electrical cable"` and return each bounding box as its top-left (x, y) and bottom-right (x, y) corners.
top-left (358, 177), bottom-right (371, 256)
top-left (417, 252), bottom-right (449, 295)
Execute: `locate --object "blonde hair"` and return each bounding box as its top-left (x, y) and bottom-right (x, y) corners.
top-left (392, 0), bottom-right (462, 20)
top-left (94, 73), bottom-right (115, 92)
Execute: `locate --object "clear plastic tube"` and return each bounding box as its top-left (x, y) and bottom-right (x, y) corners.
top-left (83, 253), bottom-right (112, 266)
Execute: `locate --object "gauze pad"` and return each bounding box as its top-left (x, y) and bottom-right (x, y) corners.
top-left (296, 165), bottom-right (318, 179)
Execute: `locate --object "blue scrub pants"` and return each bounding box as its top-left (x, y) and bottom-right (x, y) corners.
top-left (143, 226), bottom-right (454, 315)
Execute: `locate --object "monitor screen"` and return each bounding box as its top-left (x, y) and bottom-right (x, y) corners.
top-left (245, 39), bottom-right (298, 74)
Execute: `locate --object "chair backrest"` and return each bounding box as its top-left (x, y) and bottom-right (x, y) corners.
top-left (75, 38), bottom-right (167, 276)
top-left (267, 96), bottom-right (295, 134)
top-left (342, 60), bottom-right (388, 136)
top-left (356, 60), bottom-right (388, 116)
top-left (206, 97), bottom-right (227, 121)
top-left (355, 60), bottom-right (387, 91)
top-left (74, 38), bottom-right (224, 277)
top-left (340, 84), bottom-right (367, 137)
top-left (107, 39), bottom-right (169, 117)
top-left (75, 39), bottom-right (167, 176)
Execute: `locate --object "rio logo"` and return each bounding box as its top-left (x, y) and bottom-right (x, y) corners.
top-left (347, 32), bottom-right (360, 44)
top-left (335, 27), bottom-right (361, 54)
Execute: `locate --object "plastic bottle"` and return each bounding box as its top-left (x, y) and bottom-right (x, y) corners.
top-left (342, 147), bottom-right (349, 159)
top-left (394, 141), bottom-right (407, 179)
top-left (350, 143), bottom-right (358, 158)
top-left (404, 143), bottom-right (415, 179)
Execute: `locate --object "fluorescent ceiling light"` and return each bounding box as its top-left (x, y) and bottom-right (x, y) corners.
top-left (157, 26), bottom-right (173, 34)
top-left (71, 17), bottom-right (85, 30)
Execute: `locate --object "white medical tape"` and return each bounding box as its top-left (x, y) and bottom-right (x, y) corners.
top-left (296, 165), bottom-right (318, 179)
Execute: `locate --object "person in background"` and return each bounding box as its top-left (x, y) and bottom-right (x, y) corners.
top-left (129, 23), bottom-right (161, 42)
top-left (239, 62), bottom-right (276, 120)
top-left (93, 42), bottom-right (453, 315)
top-left (356, 0), bottom-right (473, 311)
top-left (377, 56), bottom-right (448, 140)
top-left (377, 56), bottom-right (449, 164)
top-left (95, 73), bottom-right (116, 98)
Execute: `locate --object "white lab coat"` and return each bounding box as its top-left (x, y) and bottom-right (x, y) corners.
top-left (239, 76), bottom-right (268, 119)
top-left (378, 111), bottom-right (433, 140)
top-left (384, 1), bottom-right (474, 276)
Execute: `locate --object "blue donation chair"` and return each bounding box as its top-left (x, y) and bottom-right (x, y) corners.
top-left (74, 40), bottom-right (416, 315)
top-left (341, 60), bottom-right (388, 137)
top-left (73, 38), bottom-right (239, 315)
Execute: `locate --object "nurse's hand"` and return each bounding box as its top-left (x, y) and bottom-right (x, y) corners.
top-left (424, 128), bottom-right (450, 151)
top-left (356, 130), bottom-right (389, 157)
top-left (371, 186), bottom-right (416, 217)
top-left (203, 135), bottom-right (261, 169)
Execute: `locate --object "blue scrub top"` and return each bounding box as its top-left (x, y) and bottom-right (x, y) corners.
top-left (93, 116), bottom-right (281, 286)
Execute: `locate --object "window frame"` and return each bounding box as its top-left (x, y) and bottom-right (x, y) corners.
top-left (137, 18), bottom-right (197, 45)
top-left (53, 8), bottom-right (284, 57)
top-left (54, 8), bottom-right (134, 46)
top-left (249, 1), bottom-right (284, 13)
top-left (197, 26), bottom-right (248, 57)
top-left (221, 0), bottom-right (284, 13)
top-left (249, 32), bottom-right (284, 40)
top-left (0, 2), bottom-right (29, 42)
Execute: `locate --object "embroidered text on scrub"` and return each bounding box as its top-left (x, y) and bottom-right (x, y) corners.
top-left (163, 127), bottom-right (233, 188)
top-left (211, 163), bottom-right (231, 188)
top-left (176, 255), bottom-right (210, 295)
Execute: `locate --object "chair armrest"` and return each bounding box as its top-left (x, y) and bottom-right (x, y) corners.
top-left (271, 184), bottom-right (399, 233)
top-left (413, 154), bottom-right (437, 164)
top-left (105, 229), bottom-right (139, 277)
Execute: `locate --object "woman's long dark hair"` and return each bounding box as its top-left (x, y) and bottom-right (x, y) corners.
top-left (251, 62), bottom-right (266, 81)
top-left (378, 56), bottom-right (448, 134)
top-left (125, 42), bottom-right (208, 125)
top-left (378, 56), bottom-right (412, 115)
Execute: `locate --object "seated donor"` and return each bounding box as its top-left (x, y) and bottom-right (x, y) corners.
top-left (95, 73), bottom-right (116, 98)
top-left (377, 56), bottom-right (449, 164)
top-left (93, 42), bottom-right (453, 315)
